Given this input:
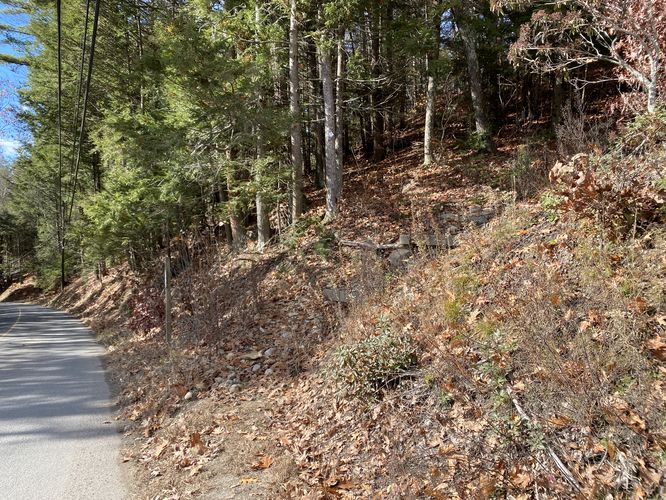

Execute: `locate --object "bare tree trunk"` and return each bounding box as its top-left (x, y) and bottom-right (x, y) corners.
top-left (423, 5), bottom-right (441, 166)
top-left (218, 183), bottom-right (233, 245)
top-left (226, 149), bottom-right (246, 249)
top-left (370, 5), bottom-right (385, 161)
top-left (551, 71), bottom-right (563, 127)
top-left (254, 4), bottom-right (270, 251)
top-left (255, 130), bottom-right (270, 252)
top-left (307, 40), bottom-right (325, 188)
top-left (424, 73), bottom-right (436, 165)
top-left (289, 0), bottom-right (304, 222)
top-left (335, 29), bottom-right (345, 176)
top-left (164, 229), bottom-right (172, 346)
top-left (320, 43), bottom-right (340, 220)
top-left (647, 56), bottom-right (659, 113)
top-left (455, 3), bottom-right (494, 152)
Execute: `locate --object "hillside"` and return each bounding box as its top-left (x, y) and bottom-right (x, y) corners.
top-left (1, 0), bottom-right (665, 497)
top-left (37, 117), bottom-right (666, 499)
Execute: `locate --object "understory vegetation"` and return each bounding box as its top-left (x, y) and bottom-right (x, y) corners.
top-left (0, 0), bottom-right (665, 497)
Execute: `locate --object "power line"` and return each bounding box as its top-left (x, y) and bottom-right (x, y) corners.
top-left (56, 0), bottom-right (64, 290)
top-left (68, 0), bottom-right (92, 180)
top-left (67, 0), bottom-right (101, 225)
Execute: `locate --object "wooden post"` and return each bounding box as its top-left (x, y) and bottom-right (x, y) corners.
top-left (164, 230), bottom-right (172, 345)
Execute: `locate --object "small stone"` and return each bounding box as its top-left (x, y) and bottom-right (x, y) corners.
top-left (214, 376), bottom-right (223, 383)
top-left (183, 391), bottom-right (193, 401)
top-left (229, 384), bottom-right (240, 393)
top-left (225, 352), bottom-right (235, 360)
top-left (264, 347), bottom-right (276, 357)
top-left (264, 368), bottom-right (274, 376)
top-left (252, 363), bottom-right (262, 373)
top-left (281, 331), bottom-right (291, 339)
top-left (242, 351), bottom-right (263, 361)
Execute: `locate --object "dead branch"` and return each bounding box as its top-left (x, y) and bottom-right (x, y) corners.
top-left (506, 387), bottom-right (583, 492)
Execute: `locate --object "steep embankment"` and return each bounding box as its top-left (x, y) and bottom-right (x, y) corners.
top-left (31, 126), bottom-right (666, 498)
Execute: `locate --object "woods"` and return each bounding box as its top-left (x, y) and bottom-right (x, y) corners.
top-left (0, 0), bottom-right (660, 288)
top-left (0, 0), bottom-right (665, 497)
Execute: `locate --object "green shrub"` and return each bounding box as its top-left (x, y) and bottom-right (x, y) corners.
top-left (332, 323), bottom-right (418, 399)
top-left (539, 191), bottom-right (566, 222)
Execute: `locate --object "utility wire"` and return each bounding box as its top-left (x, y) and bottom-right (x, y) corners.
top-left (56, 0), bottom-right (64, 290)
top-left (68, 0), bottom-right (92, 180)
top-left (67, 0), bottom-right (101, 225)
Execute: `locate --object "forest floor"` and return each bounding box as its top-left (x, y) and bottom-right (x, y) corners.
top-left (12, 120), bottom-right (665, 498)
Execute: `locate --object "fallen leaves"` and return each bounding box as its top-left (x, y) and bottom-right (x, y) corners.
top-left (250, 455), bottom-right (273, 470)
top-left (604, 397), bottom-right (647, 432)
top-left (646, 335), bottom-right (666, 361)
top-left (546, 414), bottom-right (572, 428)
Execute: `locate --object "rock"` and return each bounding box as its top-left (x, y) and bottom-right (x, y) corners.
top-left (466, 207), bottom-right (494, 225)
top-left (225, 352), bottom-right (235, 360)
top-left (264, 347), bottom-right (276, 357)
top-left (323, 287), bottom-right (350, 303)
top-left (264, 368), bottom-right (274, 376)
top-left (398, 234), bottom-right (411, 247)
top-left (214, 376), bottom-right (223, 384)
top-left (389, 248), bottom-right (412, 267)
top-left (183, 391), bottom-right (193, 401)
top-left (280, 331), bottom-right (291, 339)
top-left (252, 363), bottom-right (262, 373)
top-left (439, 212), bottom-right (460, 224)
top-left (229, 384), bottom-right (240, 393)
top-left (242, 351), bottom-right (263, 361)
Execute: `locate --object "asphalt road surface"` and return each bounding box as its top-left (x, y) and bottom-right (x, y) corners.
top-left (0, 302), bottom-right (127, 499)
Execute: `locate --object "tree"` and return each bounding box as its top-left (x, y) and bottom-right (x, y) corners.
top-left (454, 0), bottom-right (496, 151)
top-left (289, 0), bottom-right (304, 223)
top-left (423, 2), bottom-right (442, 166)
top-left (319, 39), bottom-right (339, 220)
top-left (496, 0), bottom-right (665, 112)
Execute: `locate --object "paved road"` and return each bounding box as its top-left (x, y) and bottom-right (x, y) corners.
top-left (0, 302), bottom-right (127, 500)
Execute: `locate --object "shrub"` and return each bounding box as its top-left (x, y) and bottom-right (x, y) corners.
top-left (549, 110), bottom-right (666, 235)
top-left (332, 322), bottom-right (418, 399)
top-left (539, 191), bottom-right (567, 221)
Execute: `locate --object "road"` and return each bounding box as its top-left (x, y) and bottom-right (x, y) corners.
top-left (0, 302), bottom-right (128, 500)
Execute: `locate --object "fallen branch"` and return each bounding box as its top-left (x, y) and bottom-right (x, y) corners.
top-left (506, 387), bottom-right (582, 492)
top-left (339, 239), bottom-right (409, 251)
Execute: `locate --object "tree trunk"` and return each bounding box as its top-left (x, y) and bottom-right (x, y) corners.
top-left (218, 183), bottom-right (233, 245)
top-left (226, 149), bottom-right (246, 249)
top-left (335, 29), bottom-right (345, 177)
top-left (370, 5), bottom-right (385, 161)
top-left (320, 43), bottom-right (340, 220)
top-left (551, 71), bottom-right (563, 127)
top-left (455, 3), bottom-right (494, 152)
top-left (423, 5), bottom-right (441, 166)
top-left (647, 55), bottom-right (659, 113)
top-left (289, 0), bottom-right (304, 222)
top-left (308, 40), bottom-right (325, 188)
top-left (255, 130), bottom-right (270, 252)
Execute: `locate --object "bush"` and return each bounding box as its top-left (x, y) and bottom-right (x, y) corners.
top-left (549, 110), bottom-right (666, 235)
top-left (332, 322), bottom-right (418, 399)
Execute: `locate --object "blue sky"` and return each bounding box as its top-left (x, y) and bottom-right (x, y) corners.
top-left (1, 2), bottom-right (29, 162)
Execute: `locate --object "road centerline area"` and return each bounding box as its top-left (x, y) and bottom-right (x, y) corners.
top-left (0, 305), bottom-right (22, 339)
top-left (0, 302), bottom-right (127, 500)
